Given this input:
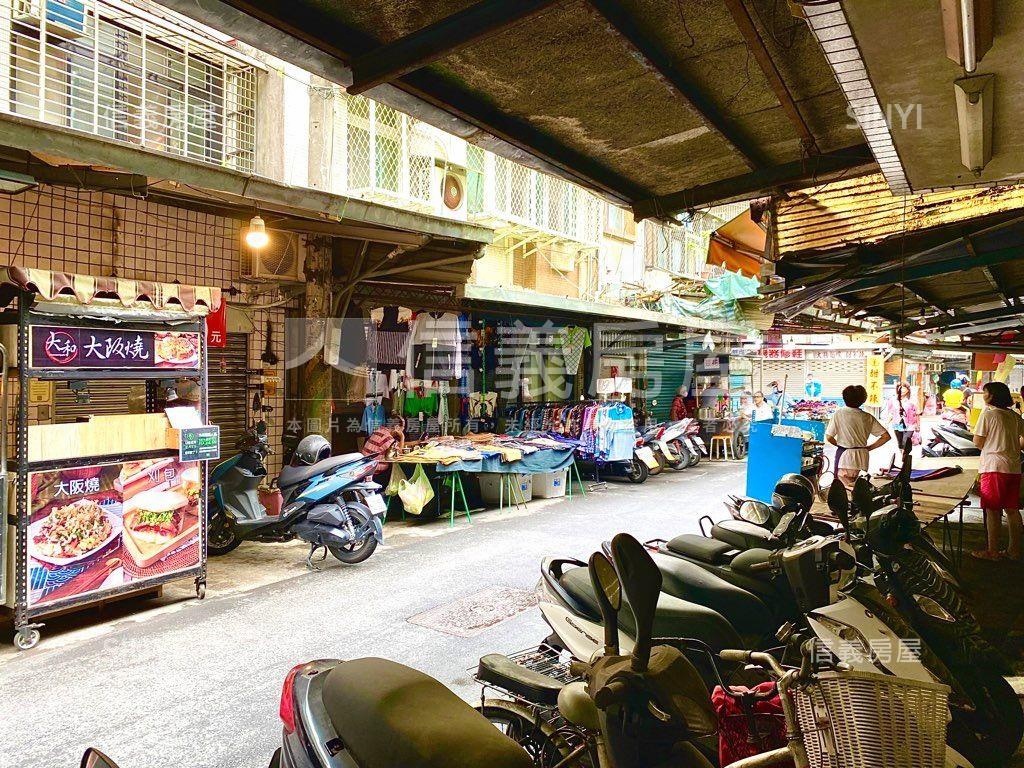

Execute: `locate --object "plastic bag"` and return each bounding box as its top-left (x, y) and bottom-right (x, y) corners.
top-left (385, 462), bottom-right (406, 497)
top-left (397, 464), bottom-right (434, 515)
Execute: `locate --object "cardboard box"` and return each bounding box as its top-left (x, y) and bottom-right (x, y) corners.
top-left (479, 473), bottom-right (533, 506)
top-left (533, 470), bottom-right (568, 498)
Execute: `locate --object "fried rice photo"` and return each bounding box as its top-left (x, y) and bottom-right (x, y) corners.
top-left (155, 333), bottom-right (198, 363)
top-left (31, 499), bottom-right (112, 560)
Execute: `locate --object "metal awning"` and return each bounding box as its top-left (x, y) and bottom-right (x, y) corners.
top-left (764, 207), bottom-right (1024, 345)
top-left (166, 0), bottom-right (877, 217)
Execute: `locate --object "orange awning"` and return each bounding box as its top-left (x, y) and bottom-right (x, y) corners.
top-left (707, 209), bottom-right (766, 276)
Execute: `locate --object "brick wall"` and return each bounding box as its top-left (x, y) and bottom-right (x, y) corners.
top-left (0, 186), bottom-right (287, 474)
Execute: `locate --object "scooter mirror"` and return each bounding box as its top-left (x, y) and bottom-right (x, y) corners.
top-left (81, 749), bottom-right (120, 768)
top-left (588, 552), bottom-right (621, 656)
top-left (609, 533), bottom-right (662, 674)
top-left (827, 480), bottom-right (851, 532)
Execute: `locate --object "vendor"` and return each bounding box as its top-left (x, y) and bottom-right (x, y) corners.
top-left (747, 391), bottom-right (775, 423)
top-left (766, 380), bottom-right (793, 417)
top-left (825, 384), bottom-right (891, 488)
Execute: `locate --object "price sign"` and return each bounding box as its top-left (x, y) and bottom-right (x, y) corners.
top-left (179, 425), bottom-right (221, 462)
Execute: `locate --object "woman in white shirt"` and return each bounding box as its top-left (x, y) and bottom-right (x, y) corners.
top-left (825, 385), bottom-right (891, 488)
top-left (972, 381), bottom-right (1024, 561)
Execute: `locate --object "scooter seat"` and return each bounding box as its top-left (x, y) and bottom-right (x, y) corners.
top-left (666, 534), bottom-right (735, 564)
top-left (559, 565), bottom-right (744, 652)
top-left (477, 653), bottom-right (563, 707)
top-left (277, 452), bottom-right (366, 489)
top-left (712, 520), bottom-right (780, 551)
top-left (651, 552), bottom-right (776, 643)
top-left (322, 658), bottom-right (531, 768)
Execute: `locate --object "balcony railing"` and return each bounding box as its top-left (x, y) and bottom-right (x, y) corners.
top-left (0, 0), bottom-right (258, 172)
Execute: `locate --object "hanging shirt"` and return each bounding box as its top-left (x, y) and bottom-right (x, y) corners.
top-left (360, 401), bottom-right (386, 434)
top-left (406, 312), bottom-right (463, 378)
top-left (369, 305), bottom-right (412, 368)
top-left (556, 326), bottom-right (592, 373)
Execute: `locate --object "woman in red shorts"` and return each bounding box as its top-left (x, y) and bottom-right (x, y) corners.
top-left (972, 381), bottom-right (1024, 560)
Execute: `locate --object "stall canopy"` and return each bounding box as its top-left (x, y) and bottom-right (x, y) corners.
top-left (176, 0), bottom-right (878, 217)
top-left (707, 208), bottom-right (766, 276)
top-left (0, 267), bottom-right (222, 313)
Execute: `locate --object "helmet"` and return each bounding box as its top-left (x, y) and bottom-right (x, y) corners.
top-left (950, 379), bottom-right (963, 389)
top-left (293, 434), bottom-right (331, 466)
top-left (738, 500), bottom-right (773, 525)
top-left (772, 472), bottom-right (815, 515)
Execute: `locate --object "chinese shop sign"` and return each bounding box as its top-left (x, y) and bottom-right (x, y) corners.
top-left (30, 326), bottom-right (201, 370)
top-left (865, 355), bottom-right (885, 408)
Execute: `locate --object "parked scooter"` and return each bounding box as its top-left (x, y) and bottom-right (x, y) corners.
top-left (637, 422), bottom-right (685, 471)
top-left (923, 417), bottom-right (980, 457)
top-left (675, 416), bottom-right (708, 467)
top-left (207, 428), bottom-right (386, 567)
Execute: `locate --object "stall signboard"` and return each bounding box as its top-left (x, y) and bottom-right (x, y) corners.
top-left (179, 425), bottom-right (220, 462)
top-left (25, 458), bottom-right (202, 608)
top-left (865, 355), bottom-right (885, 407)
top-left (29, 326), bottom-right (201, 370)
top-left (761, 347), bottom-right (804, 360)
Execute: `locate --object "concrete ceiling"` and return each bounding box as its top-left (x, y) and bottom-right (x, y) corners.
top-left (843, 0), bottom-right (1024, 190)
top-left (176, 0), bottom-right (877, 217)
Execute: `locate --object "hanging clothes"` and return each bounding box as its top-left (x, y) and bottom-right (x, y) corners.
top-left (406, 311), bottom-right (463, 379)
top-left (368, 305), bottom-right (412, 369)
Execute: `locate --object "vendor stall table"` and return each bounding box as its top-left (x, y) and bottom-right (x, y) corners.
top-left (811, 456), bottom-right (979, 565)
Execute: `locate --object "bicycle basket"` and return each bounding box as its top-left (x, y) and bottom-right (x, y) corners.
top-left (793, 669), bottom-right (949, 768)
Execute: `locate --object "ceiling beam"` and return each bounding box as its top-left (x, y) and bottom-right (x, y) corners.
top-left (897, 282), bottom-right (953, 315)
top-left (719, 0), bottom-right (819, 155)
top-left (895, 304), bottom-right (1024, 334)
top-left (348, 0), bottom-right (559, 95)
top-left (217, 0), bottom-right (648, 204)
top-left (840, 244), bottom-right (1024, 294)
top-left (587, 0), bottom-right (763, 170)
top-left (965, 234), bottom-right (1015, 306)
top-left (633, 144), bottom-right (875, 219)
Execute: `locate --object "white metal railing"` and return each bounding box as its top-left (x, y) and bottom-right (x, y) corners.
top-left (478, 149), bottom-right (602, 245)
top-left (0, 0), bottom-right (257, 172)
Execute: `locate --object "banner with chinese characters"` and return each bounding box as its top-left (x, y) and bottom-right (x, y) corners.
top-left (760, 347), bottom-right (804, 360)
top-left (865, 355), bottom-right (885, 408)
top-left (30, 326), bottom-right (201, 370)
top-left (26, 458), bottom-right (201, 609)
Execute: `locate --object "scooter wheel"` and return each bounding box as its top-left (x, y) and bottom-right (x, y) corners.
top-left (328, 505), bottom-right (379, 565)
top-left (947, 669), bottom-right (1024, 767)
top-left (206, 512), bottom-right (243, 556)
top-left (628, 459), bottom-right (649, 484)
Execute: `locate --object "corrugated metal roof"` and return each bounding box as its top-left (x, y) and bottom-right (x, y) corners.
top-left (774, 174), bottom-right (1024, 254)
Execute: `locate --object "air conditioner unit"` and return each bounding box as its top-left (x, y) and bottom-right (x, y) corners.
top-left (541, 243), bottom-right (577, 273)
top-left (430, 163), bottom-right (468, 221)
top-left (14, 0), bottom-right (87, 38)
top-left (243, 230), bottom-right (305, 282)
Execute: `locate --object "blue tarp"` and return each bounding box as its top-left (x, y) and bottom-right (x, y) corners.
top-left (435, 447), bottom-right (575, 474)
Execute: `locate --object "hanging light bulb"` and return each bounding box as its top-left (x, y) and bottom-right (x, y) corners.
top-left (245, 215), bottom-right (269, 249)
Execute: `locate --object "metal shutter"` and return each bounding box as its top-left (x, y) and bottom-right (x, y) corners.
top-left (54, 380), bottom-right (146, 421)
top-left (807, 358), bottom-right (867, 400)
top-left (208, 333), bottom-right (250, 453)
top-left (754, 360), bottom-right (805, 398)
top-left (646, 339), bottom-right (701, 421)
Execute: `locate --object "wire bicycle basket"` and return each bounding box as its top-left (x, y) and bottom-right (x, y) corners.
top-left (793, 669), bottom-right (950, 768)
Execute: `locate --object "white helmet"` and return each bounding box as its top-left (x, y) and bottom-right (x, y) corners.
top-left (294, 434), bottom-right (331, 466)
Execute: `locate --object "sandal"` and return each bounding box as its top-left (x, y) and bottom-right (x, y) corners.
top-left (971, 549), bottom-right (1003, 561)
top-left (1002, 550), bottom-right (1023, 561)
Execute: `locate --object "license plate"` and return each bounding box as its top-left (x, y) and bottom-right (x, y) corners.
top-left (364, 493), bottom-right (388, 515)
top-left (635, 446), bottom-right (659, 469)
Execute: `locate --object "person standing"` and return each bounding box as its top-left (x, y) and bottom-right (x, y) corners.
top-left (972, 381), bottom-right (1024, 561)
top-left (766, 380), bottom-right (792, 417)
top-left (825, 385), bottom-right (892, 488)
top-left (884, 383), bottom-right (920, 450)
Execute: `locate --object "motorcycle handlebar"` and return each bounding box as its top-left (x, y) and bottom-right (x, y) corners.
top-left (719, 649), bottom-right (787, 678)
top-left (592, 680), bottom-right (630, 709)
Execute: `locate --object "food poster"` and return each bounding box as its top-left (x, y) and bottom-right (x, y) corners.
top-left (26, 458), bottom-right (203, 608)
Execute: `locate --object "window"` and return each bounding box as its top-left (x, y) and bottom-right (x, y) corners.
top-left (3, 0), bottom-right (258, 172)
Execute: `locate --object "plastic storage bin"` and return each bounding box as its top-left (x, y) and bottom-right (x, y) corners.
top-left (533, 470), bottom-right (568, 498)
top-left (479, 473), bottom-right (533, 505)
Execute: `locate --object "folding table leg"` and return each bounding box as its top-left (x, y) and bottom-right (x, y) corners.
top-left (456, 472), bottom-right (471, 523)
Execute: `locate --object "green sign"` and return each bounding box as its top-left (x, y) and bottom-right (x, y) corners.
top-left (179, 425), bottom-right (221, 463)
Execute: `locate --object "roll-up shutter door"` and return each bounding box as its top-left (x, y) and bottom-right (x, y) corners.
top-left (754, 360), bottom-right (805, 398)
top-left (806, 357), bottom-right (867, 400)
top-left (55, 380), bottom-right (146, 421)
top-left (646, 339), bottom-right (700, 421)
top-left (208, 333), bottom-right (249, 454)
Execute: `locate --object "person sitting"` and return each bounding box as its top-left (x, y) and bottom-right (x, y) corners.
top-left (825, 384), bottom-right (891, 488)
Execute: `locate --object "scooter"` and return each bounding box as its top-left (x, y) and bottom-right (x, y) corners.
top-left (637, 423), bottom-right (680, 471)
top-left (207, 423), bottom-right (386, 567)
top-left (676, 416), bottom-right (708, 467)
top-left (923, 419), bottom-right (980, 457)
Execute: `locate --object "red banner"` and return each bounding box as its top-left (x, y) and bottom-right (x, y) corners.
top-left (206, 301), bottom-right (227, 348)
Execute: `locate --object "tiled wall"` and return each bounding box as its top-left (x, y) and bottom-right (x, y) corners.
top-left (0, 186), bottom-right (287, 474)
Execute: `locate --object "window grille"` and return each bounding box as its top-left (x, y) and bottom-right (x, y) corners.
top-left (0, 0), bottom-right (258, 172)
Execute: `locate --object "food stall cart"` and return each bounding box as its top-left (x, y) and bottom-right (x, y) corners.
top-left (0, 268), bottom-right (220, 650)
